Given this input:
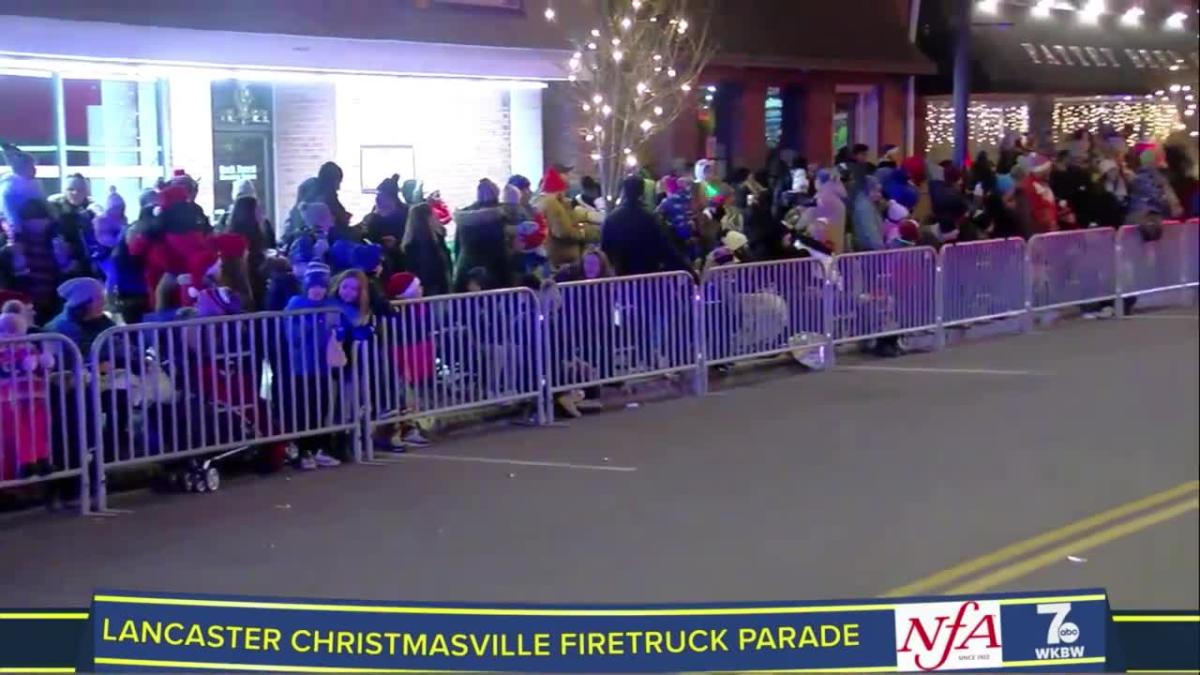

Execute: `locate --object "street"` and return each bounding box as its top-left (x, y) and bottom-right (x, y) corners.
top-left (1, 310), bottom-right (1196, 610)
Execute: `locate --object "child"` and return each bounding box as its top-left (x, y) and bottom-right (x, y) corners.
top-left (510, 219), bottom-right (550, 280)
top-left (142, 275), bottom-right (183, 324)
top-left (0, 312), bottom-right (53, 482)
top-left (383, 272), bottom-right (433, 450)
top-left (284, 263), bottom-right (341, 470)
top-left (44, 277), bottom-right (114, 356)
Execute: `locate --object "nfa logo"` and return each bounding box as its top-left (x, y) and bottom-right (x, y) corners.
top-left (1035, 603), bottom-right (1086, 660)
top-left (895, 600), bottom-right (1004, 672)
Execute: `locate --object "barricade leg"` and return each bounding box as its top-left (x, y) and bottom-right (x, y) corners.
top-left (934, 258), bottom-right (947, 350)
top-left (822, 276), bottom-right (837, 368)
top-left (692, 287), bottom-right (708, 395)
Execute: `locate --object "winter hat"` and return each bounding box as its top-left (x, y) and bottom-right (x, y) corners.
top-left (400, 179), bottom-right (424, 205)
top-left (303, 262), bottom-right (331, 290)
top-left (386, 272), bottom-right (423, 300)
top-left (235, 179), bottom-right (257, 201)
top-left (1029, 154), bottom-right (1053, 176)
top-left (708, 246), bottom-right (736, 267)
top-left (694, 159), bottom-right (715, 183)
top-left (168, 169), bottom-right (199, 199)
top-left (501, 184), bottom-right (523, 205)
top-left (721, 230), bottom-right (749, 252)
top-left (195, 286), bottom-right (241, 317)
top-left (885, 200), bottom-right (910, 223)
top-left (57, 277), bottom-right (104, 309)
top-left (897, 220), bottom-right (921, 245)
top-left (290, 237), bottom-right (315, 265)
top-left (376, 174), bottom-right (401, 201)
top-left (476, 178), bottom-right (500, 204)
top-left (329, 239), bottom-right (357, 272)
top-left (352, 243), bottom-right (383, 273)
top-left (1139, 146), bottom-right (1163, 168)
top-left (138, 187), bottom-right (159, 211)
top-left (506, 175), bottom-right (531, 192)
top-left (541, 167), bottom-right (568, 194)
top-left (514, 220), bottom-right (547, 252)
top-left (902, 156), bottom-right (927, 184)
top-left (995, 173), bottom-right (1016, 196)
top-left (157, 182), bottom-right (191, 210)
top-left (302, 201), bottom-right (331, 228)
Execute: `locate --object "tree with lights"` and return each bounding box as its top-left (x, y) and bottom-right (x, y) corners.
top-left (544, 0), bottom-right (714, 202)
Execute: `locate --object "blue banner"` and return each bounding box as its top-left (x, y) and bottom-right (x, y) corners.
top-left (89, 588), bottom-right (1111, 672)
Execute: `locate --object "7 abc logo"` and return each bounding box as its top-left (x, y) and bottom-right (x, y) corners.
top-left (1037, 603), bottom-right (1080, 645)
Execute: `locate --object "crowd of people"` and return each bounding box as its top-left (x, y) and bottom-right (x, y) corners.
top-left (1, 125), bottom-right (1197, 486)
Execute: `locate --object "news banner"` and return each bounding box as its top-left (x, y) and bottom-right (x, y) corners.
top-left (1, 588), bottom-right (1197, 672)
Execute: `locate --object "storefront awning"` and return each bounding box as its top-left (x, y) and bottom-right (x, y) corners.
top-left (0, 15), bottom-right (569, 82)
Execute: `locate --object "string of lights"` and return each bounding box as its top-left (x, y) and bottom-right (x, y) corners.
top-left (925, 101), bottom-right (1031, 154)
top-left (975, 0), bottom-right (1194, 30)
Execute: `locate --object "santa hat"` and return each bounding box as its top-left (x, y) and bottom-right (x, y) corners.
top-left (303, 262), bottom-right (331, 290)
top-left (430, 198), bottom-right (453, 225)
top-left (57, 277), bottom-right (105, 308)
top-left (514, 220), bottom-right (547, 252)
top-left (541, 167), bottom-right (568, 194)
top-left (195, 286), bottom-right (240, 317)
top-left (885, 200), bottom-right (910, 223)
top-left (902, 156), bottom-right (927, 185)
top-left (157, 182), bottom-right (191, 210)
top-left (897, 218), bottom-right (921, 243)
top-left (386, 272), bottom-right (422, 300)
top-left (211, 233), bottom-right (248, 260)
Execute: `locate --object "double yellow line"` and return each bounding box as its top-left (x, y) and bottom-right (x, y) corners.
top-left (884, 480), bottom-right (1200, 597)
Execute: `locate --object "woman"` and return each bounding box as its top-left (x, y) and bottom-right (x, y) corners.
top-left (402, 203), bottom-right (452, 297)
top-left (453, 179), bottom-right (513, 292)
top-left (850, 175), bottom-right (886, 252)
top-left (362, 175), bottom-right (409, 277)
top-left (45, 277), bottom-right (115, 356)
top-left (223, 195), bottom-right (273, 302)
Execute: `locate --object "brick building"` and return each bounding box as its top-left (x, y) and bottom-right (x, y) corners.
top-left (1, 0), bottom-right (929, 225)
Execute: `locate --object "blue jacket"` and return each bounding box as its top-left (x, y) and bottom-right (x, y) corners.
top-left (284, 296), bottom-right (335, 376)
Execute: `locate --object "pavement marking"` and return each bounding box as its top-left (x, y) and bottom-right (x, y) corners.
top-left (382, 453), bottom-right (637, 473)
top-left (946, 497), bottom-right (1199, 595)
top-left (1127, 314), bottom-right (1199, 321)
top-left (1113, 615), bottom-right (1200, 623)
top-left (836, 365), bottom-right (1041, 376)
top-left (883, 480), bottom-right (1200, 597)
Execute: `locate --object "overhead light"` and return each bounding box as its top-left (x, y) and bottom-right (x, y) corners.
top-left (1120, 5), bottom-right (1144, 26)
top-left (1165, 11), bottom-right (1187, 29)
top-left (1032, 0), bottom-right (1055, 18)
top-left (977, 0), bottom-right (1000, 14)
top-left (1079, 0), bottom-right (1104, 23)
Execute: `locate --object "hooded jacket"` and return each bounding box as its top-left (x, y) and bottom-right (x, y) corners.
top-left (452, 200), bottom-right (514, 291)
top-left (601, 177), bottom-right (691, 277)
top-left (537, 190), bottom-right (596, 267)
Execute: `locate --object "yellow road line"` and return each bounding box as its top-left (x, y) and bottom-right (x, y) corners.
top-left (947, 498), bottom-right (1199, 594)
top-left (883, 480), bottom-right (1199, 597)
top-left (1114, 615), bottom-right (1200, 623)
top-left (0, 670), bottom-right (74, 674)
top-left (1002, 656), bottom-right (1107, 667)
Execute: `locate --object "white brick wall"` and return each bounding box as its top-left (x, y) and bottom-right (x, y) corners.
top-left (273, 82), bottom-right (337, 229)
top-left (334, 79), bottom-right (512, 221)
top-left (165, 76), bottom-right (215, 216)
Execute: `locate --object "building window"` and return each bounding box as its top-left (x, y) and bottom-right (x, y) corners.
top-left (765, 87), bottom-right (782, 149)
top-left (0, 67), bottom-right (165, 219)
top-left (211, 80), bottom-right (274, 220)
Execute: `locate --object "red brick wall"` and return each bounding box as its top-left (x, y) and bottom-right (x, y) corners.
top-left (273, 83), bottom-right (337, 229)
top-left (880, 77), bottom-right (908, 154)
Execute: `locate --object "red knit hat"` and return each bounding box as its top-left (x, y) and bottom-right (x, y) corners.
top-left (158, 183), bottom-right (191, 210)
top-left (902, 156), bottom-right (927, 185)
top-left (541, 167), bottom-right (568, 194)
top-left (386, 272), bottom-right (422, 300)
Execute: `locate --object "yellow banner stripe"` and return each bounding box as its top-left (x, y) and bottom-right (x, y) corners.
top-left (1113, 615), bottom-right (1200, 623)
top-left (0, 670), bottom-right (75, 674)
top-left (94, 658), bottom-right (466, 673)
top-left (1003, 656), bottom-right (1108, 667)
top-left (92, 595), bottom-right (898, 616)
top-left (0, 613), bottom-right (88, 620)
top-left (996, 594), bottom-right (1108, 605)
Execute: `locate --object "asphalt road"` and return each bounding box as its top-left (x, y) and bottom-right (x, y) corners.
top-left (1, 308), bottom-right (1196, 611)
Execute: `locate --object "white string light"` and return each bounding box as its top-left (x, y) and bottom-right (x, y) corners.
top-left (924, 100), bottom-right (1030, 155)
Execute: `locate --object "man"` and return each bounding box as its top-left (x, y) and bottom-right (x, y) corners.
top-left (601, 176), bottom-right (691, 277)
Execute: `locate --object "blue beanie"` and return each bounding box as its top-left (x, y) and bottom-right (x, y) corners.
top-left (303, 262), bottom-right (331, 289)
top-left (506, 175), bottom-right (531, 191)
top-left (329, 239), bottom-right (357, 273)
top-left (352, 243), bottom-right (383, 273)
top-left (994, 174), bottom-right (1016, 196)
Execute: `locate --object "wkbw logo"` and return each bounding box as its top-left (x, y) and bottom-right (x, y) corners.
top-left (1035, 602), bottom-right (1085, 660)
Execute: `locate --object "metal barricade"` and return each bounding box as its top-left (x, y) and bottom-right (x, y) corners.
top-left (545, 272), bottom-right (698, 399)
top-left (1184, 219), bottom-right (1200, 286)
top-left (88, 308), bottom-right (357, 509)
top-left (1116, 222), bottom-right (1197, 299)
top-left (0, 334), bottom-right (89, 513)
top-left (832, 247), bottom-right (939, 343)
top-left (1027, 228), bottom-right (1117, 311)
top-left (364, 288), bottom-right (545, 458)
top-left (699, 258), bottom-right (829, 367)
top-left (941, 238), bottom-right (1027, 327)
